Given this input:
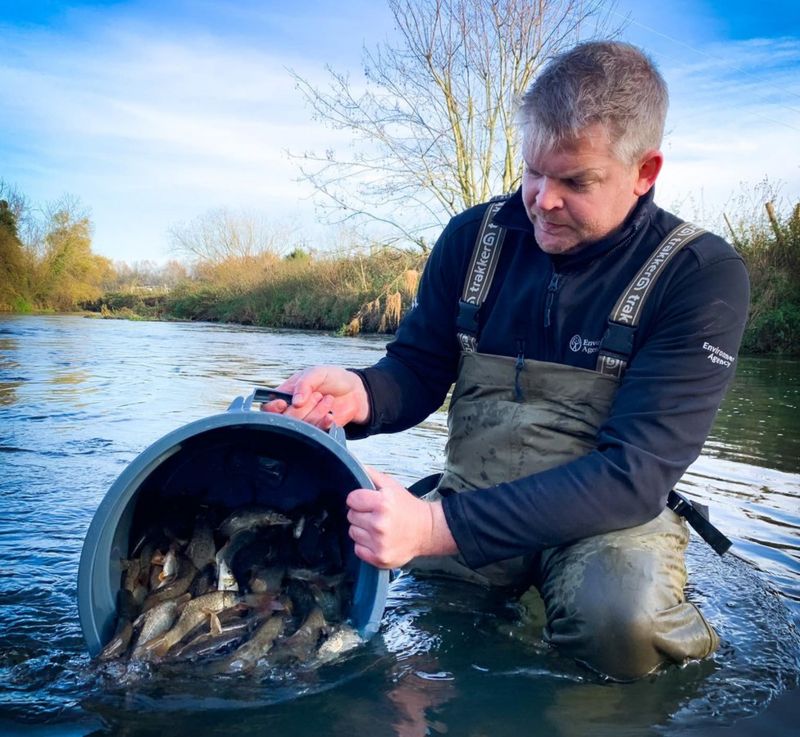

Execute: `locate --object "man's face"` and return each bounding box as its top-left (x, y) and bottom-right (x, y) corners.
top-left (521, 124), bottom-right (660, 255)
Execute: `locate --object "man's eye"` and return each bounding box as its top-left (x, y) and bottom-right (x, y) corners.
top-left (568, 179), bottom-right (590, 191)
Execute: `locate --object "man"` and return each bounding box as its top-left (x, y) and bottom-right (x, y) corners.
top-left (265, 41), bottom-right (749, 680)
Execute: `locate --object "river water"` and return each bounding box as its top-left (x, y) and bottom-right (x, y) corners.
top-left (0, 315), bottom-right (798, 736)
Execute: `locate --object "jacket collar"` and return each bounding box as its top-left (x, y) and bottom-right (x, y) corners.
top-left (494, 187), bottom-right (657, 268)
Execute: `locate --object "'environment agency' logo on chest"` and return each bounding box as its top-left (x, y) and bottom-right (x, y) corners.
top-left (569, 334), bottom-right (601, 354)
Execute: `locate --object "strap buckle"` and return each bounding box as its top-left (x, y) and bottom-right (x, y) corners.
top-left (668, 491), bottom-right (732, 556)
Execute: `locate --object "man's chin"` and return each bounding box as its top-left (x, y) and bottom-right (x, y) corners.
top-left (534, 227), bottom-right (579, 255)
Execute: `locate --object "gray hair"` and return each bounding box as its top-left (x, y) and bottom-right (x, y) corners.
top-left (517, 41), bottom-right (668, 165)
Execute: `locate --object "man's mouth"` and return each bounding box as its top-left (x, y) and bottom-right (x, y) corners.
top-left (536, 219), bottom-right (568, 233)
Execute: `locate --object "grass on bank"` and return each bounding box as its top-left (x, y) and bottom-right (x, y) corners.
top-left (87, 246), bottom-right (425, 335)
top-left (724, 201), bottom-right (800, 354)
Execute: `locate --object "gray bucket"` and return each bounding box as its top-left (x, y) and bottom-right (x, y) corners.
top-left (78, 388), bottom-right (389, 657)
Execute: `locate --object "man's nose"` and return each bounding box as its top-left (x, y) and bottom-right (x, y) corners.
top-left (536, 178), bottom-right (563, 211)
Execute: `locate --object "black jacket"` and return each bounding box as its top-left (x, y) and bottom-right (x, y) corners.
top-left (350, 188), bottom-right (749, 568)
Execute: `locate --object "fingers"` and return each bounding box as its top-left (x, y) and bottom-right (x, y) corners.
top-left (347, 488), bottom-right (381, 513)
top-left (365, 466), bottom-right (394, 489)
top-left (261, 372), bottom-right (303, 414)
top-left (347, 506), bottom-right (386, 569)
top-left (260, 398), bottom-right (289, 414)
top-left (289, 366), bottom-right (335, 406)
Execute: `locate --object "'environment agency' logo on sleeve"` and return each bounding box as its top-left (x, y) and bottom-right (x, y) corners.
top-left (569, 335), bottom-right (600, 354)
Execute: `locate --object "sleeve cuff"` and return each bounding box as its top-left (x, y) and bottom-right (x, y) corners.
top-left (441, 492), bottom-right (487, 568)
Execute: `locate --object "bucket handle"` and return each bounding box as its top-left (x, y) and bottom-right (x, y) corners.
top-left (235, 388), bottom-right (347, 447)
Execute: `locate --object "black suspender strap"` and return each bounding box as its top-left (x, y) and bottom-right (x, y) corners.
top-left (456, 199), bottom-right (508, 352)
top-left (596, 222), bottom-right (706, 378)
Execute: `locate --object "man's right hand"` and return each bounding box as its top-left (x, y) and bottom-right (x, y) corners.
top-left (260, 365), bottom-right (370, 431)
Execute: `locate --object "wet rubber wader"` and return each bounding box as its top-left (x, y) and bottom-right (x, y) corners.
top-left (410, 205), bottom-right (723, 680)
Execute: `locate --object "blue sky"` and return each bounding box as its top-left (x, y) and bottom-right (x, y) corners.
top-left (1, 0), bottom-right (799, 263)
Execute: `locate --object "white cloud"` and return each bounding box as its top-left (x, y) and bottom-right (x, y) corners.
top-left (654, 37), bottom-right (800, 226)
top-left (0, 19), bottom-right (356, 261)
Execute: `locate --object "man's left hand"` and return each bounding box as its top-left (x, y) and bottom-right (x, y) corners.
top-left (346, 467), bottom-right (458, 569)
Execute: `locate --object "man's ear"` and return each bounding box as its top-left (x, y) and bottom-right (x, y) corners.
top-left (633, 150), bottom-right (664, 196)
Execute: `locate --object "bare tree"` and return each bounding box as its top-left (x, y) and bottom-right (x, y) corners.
top-left (169, 208), bottom-right (290, 264)
top-left (292, 0), bottom-right (621, 249)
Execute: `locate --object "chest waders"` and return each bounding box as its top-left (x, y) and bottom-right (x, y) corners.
top-left (411, 205), bottom-right (722, 679)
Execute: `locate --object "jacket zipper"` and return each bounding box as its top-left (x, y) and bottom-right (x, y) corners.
top-left (544, 272), bottom-right (563, 329)
top-left (543, 271), bottom-right (565, 362)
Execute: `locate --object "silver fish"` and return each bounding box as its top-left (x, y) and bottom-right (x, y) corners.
top-left (142, 590), bottom-right (239, 660)
top-left (220, 615), bottom-right (287, 674)
top-left (314, 623), bottom-right (363, 665)
top-left (215, 530), bottom-right (259, 592)
top-left (218, 506), bottom-right (292, 538)
top-left (156, 547), bottom-right (180, 587)
top-left (131, 595), bottom-right (190, 658)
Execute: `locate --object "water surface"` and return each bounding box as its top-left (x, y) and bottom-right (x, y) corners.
top-left (0, 315), bottom-right (798, 736)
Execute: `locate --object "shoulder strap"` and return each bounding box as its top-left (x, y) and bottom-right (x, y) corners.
top-left (456, 198), bottom-right (509, 352)
top-left (596, 222), bottom-right (706, 378)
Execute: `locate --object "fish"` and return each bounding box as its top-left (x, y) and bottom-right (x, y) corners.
top-left (218, 506), bottom-right (293, 538)
top-left (170, 615), bottom-right (261, 661)
top-left (141, 560), bottom-right (198, 611)
top-left (314, 623), bottom-right (363, 665)
top-left (286, 567), bottom-right (346, 587)
top-left (268, 606), bottom-right (329, 665)
top-left (239, 592), bottom-right (286, 617)
top-left (285, 579), bottom-right (318, 621)
top-left (249, 566), bottom-right (285, 594)
top-left (98, 620), bottom-right (133, 661)
top-left (130, 595), bottom-right (190, 658)
top-left (173, 627), bottom-right (249, 662)
top-left (148, 560), bottom-right (164, 591)
top-left (310, 583), bottom-right (345, 623)
top-left (142, 590), bottom-right (239, 660)
top-left (215, 530), bottom-right (260, 592)
top-left (121, 558), bottom-right (142, 593)
top-left (186, 513), bottom-right (216, 571)
top-left (189, 563), bottom-right (216, 598)
top-left (156, 547), bottom-right (180, 587)
top-left (106, 497), bottom-right (355, 673)
top-left (219, 614), bottom-right (287, 674)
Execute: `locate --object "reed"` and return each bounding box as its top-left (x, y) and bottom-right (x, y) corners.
top-left (727, 200), bottom-right (800, 354)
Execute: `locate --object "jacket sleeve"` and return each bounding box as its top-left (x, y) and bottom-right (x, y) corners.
top-left (345, 219), bottom-right (467, 439)
top-left (442, 248), bottom-right (750, 566)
